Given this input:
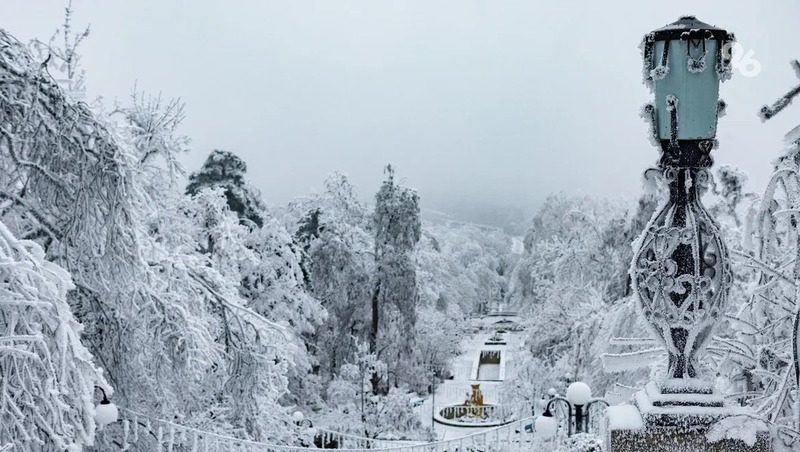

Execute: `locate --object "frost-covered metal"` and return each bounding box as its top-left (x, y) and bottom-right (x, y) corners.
top-left (632, 16), bottom-right (734, 381)
top-left (641, 16), bottom-right (734, 161)
top-left (631, 167), bottom-right (732, 379)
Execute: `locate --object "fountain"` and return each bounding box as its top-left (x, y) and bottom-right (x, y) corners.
top-left (435, 384), bottom-right (520, 428)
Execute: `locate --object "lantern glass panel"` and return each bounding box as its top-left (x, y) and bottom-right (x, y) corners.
top-left (652, 39), bottom-right (720, 141)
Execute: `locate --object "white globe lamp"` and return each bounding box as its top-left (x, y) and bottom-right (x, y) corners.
top-left (534, 413), bottom-right (558, 440)
top-left (566, 381), bottom-right (592, 406)
top-left (94, 399), bottom-right (119, 428)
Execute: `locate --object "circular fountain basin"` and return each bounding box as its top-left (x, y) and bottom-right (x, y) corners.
top-left (434, 404), bottom-right (516, 428)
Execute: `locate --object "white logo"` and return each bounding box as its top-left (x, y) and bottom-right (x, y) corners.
top-left (723, 42), bottom-right (762, 78)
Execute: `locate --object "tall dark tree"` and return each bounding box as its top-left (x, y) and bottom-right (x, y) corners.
top-left (186, 149), bottom-right (265, 227)
top-left (370, 165), bottom-right (421, 393)
top-left (295, 208), bottom-right (323, 286)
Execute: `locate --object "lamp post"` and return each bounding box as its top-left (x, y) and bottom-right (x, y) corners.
top-left (431, 369), bottom-right (436, 430)
top-left (566, 381), bottom-right (591, 434)
top-left (426, 356), bottom-right (440, 432)
top-left (634, 16), bottom-right (734, 383)
top-left (292, 411), bottom-right (313, 429)
top-left (534, 382), bottom-right (606, 440)
top-left (358, 359), bottom-right (366, 434)
top-left (607, 16), bottom-right (774, 451)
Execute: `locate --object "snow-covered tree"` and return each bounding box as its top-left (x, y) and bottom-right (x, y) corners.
top-left (240, 217), bottom-right (327, 407)
top-left (186, 149), bottom-right (266, 228)
top-left (316, 352), bottom-right (427, 441)
top-left (242, 219), bottom-right (325, 338)
top-left (0, 220), bottom-right (107, 451)
top-left (370, 165), bottom-right (421, 393)
top-left (504, 194), bottom-right (654, 400)
top-left (286, 172), bottom-right (497, 432)
top-left (0, 24), bottom-right (300, 447)
top-left (287, 173), bottom-right (373, 383)
top-left (712, 137), bottom-right (800, 431)
top-left (412, 221), bottom-right (513, 382)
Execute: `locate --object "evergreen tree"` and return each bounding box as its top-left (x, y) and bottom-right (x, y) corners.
top-left (186, 149), bottom-right (266, 227)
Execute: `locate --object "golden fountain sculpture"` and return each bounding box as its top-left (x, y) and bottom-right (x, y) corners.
top-left (464, 384), bottom-right (485, 417)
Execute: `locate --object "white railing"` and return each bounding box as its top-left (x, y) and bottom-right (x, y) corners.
top-left (404, 417), bottom-right (537, 452)
top-left (98, 408), bottom-right (540, 452)
top-left (313, 428), bottom-right (425, 450)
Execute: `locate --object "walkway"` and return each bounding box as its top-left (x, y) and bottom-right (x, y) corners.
top-left (414, 314), bottom-right (525, 440)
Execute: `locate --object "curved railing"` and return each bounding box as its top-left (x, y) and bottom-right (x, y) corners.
top-left (313, 428), bottom-right (425, 450)
top-left (435, 402), bottom-right (531, 428)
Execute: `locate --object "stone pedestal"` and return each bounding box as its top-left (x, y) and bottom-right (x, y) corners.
top-left (604, 382), bottom-right (771, 452)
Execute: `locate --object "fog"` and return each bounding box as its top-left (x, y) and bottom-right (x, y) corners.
top-left (3, 0), bottom-right (799, 230)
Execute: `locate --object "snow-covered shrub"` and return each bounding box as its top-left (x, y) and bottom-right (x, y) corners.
top-left (0, 221), bottom-right (106, 451)
top-left (712, 140), bottom-right (800, 433)
top-left (557, 433), bottom-right (604, 452)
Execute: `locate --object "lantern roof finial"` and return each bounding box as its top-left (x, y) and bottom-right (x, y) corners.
top-left (651, 16), bottom-right (731, 41)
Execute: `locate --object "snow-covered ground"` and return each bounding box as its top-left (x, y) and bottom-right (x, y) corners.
top-left (414, 314), bottom-right (524, 440)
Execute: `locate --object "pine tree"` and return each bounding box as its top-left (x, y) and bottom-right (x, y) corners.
top-left (186, 149), bottom-right (266, 227)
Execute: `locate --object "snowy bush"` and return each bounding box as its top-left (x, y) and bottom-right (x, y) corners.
top-left (0, 221), bottom-right (106, 451)
top-left (557, 433), bottom-right (604, 452)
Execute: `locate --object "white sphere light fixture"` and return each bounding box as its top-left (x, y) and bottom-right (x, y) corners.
top-left (566, 381), bottom-right (592, 406)
top-left (93, 386), bottom-right (118, 428)
top-left (94, 399), bottom-right (119, 428)
top-left (534, 414), bottom-right (558, 439)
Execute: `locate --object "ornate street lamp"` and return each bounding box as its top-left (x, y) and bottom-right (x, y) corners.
top-left (534, 382), bottom-right (608, 439)
top-left (566, 382), bottom-right (591, 433)
top-left (606, 17), bottom-right (773, 451)
top-left (633, 16), bottom-right (734, 382)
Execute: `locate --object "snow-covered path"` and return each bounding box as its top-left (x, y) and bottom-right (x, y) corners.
top-left (414, 314), bottom-right (525, 440)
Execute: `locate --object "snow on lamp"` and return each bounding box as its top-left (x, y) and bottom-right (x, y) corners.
top-left (94, 387), bottom-right (118, 428)
top-left (642, 15), bottom-right (733, 160)
top-left (632, 16), bottom-right (734, 381)
top-left (565, 382), bottom-right (591, 406)
top-left (566, 382), bottom-right (591, 434)
top-left (534, 411), bottom-right (558, 440)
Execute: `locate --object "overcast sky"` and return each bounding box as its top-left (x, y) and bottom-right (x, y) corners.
top-left (3, 1), bottom-right (800, 227)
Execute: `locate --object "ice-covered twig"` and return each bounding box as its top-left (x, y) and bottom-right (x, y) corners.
top-left (759, 60), bottom-right (800, 121)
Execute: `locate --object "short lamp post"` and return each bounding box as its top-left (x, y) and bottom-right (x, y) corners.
top-left (292, 411), bottom-right (313, 428)
top-left (534, 382), bottom-right (608, 440)
top-left (94, 386), bottom-right (119, 428)
top-left (423, 353), bottom-right (440, 433)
